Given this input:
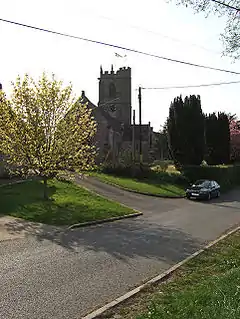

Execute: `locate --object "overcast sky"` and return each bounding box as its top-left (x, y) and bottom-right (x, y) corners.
top-left (1, 0), bottom-right (240, 130)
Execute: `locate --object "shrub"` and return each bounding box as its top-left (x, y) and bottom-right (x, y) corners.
top-left (152, 160), bottom-right (174, 167)
top-left (201, 160), bottom-right (208, 167)
top-left (151, 164), bottom-right (168, 173)
top-left (99, 162), bottom-right (151, 179)
top-left (182, 165), bottom-right (240, 190)
top-left (152, 162), bottom-right (169, 172)
top-left (151, 160), bottom-right (179, 173)
top-left (96, 159), bottom-right (190, 185)
top-left (149, 170), bottom-right (189, 186)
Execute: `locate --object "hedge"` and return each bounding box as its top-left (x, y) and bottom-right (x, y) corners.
top-left (182, 165), bottom-right (240, 190)
top-left (99, 163), bottom-right (151, 179)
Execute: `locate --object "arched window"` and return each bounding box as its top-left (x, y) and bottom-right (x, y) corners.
top-left (109, 82), bottom-right (116, 98)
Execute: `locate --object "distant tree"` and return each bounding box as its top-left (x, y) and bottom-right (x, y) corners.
top-left (0, 73), bottom-right (97, 199)
top-left (218, 112), bottom-right (231, 163)
top-left (153, 122), bottom-right (169, 160)
top-left (227, 112), bottom-right (238, 124)
top-left (229, 117), bottom-right (240, 161)
top-left (205, 112), bottom-right (230, 164)
top-left (205, 112), bottom-right (218, 164)
top-left (167, 94), bottom-right (205, 167)
top-left (169, 0), bottom-right (240, 60)
top-left (167, 96), bottom-right (185, 167)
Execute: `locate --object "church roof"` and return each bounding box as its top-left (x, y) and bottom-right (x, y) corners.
top-left (79, 91), bottom-right (96, 109)
top-left (79, 91), bottom-right (123, 132)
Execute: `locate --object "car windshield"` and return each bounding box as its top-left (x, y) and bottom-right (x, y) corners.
top-left (193, 180), bottom-right (211, 188)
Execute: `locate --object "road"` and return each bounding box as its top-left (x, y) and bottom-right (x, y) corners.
top-left (1, 178), bottom-right (240, 318)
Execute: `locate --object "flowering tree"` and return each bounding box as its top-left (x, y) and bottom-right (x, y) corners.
top-left (230, 119), bottom-right (240, 161)
top-left (170, 0), bottom-right (240, 60)
top-left (0, 73), bottom-right (97, 199)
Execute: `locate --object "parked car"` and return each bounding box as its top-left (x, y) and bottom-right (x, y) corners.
top-left (186, 179), bottom-right (220, 200)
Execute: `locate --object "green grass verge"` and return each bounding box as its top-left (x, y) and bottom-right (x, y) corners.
top-left (0, 179), bottom-right (135, 225)
top-left (103, 230), bottom-right (240, 319)
top-left (89, 172), bottom-right (186, 197)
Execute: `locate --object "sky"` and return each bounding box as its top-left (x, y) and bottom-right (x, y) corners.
top-left (1, 0), bottom-right (240, 130)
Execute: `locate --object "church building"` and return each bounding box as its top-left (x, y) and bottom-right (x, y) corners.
top-left (80, 66), bottom-right (156, 164)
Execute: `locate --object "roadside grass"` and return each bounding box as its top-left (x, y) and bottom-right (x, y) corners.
top-left (0, 179), bottom-right (135, 225)
top-left (102, 230), bottom-right (240, 319)
top-left (89, 172), bottom-right (186, 197)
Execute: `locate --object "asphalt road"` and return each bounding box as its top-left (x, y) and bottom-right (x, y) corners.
top-left (1, 179), bottom-right (240, 319)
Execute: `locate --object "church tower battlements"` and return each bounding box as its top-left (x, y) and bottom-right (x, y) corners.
top-left (98, 66), bottom-right (131, 125)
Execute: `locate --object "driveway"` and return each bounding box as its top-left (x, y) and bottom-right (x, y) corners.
top-left (1, 178), bottom-right (240, 319)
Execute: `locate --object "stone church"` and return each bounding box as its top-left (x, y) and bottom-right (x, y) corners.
top-left (80, 66), bottom-right (157, 164)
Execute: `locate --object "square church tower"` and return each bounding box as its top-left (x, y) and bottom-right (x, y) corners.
top-left (98, 65), bottom-right (131, 126)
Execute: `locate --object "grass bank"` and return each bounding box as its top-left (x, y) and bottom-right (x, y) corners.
top-left (0, 179), bottom-right (135, 225)
top-left (103, 229), bottom-right (240, 319)
top-left (89, 171), bottom-right (186, 197)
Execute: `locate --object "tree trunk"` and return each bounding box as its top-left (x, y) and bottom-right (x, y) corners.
top-left (43, 177), bottom-right (48, 200)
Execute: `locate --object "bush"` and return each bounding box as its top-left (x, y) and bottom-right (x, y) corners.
top-left (149, 170), bottom-right (189, 186)
top-left (201, 160), bottom-right (208, 167)
top-left (99, 162), bottom-right (151, 179)
top-left (151, 164), bottom-right (168, 172)
top-left (152, 160), bottom-right (174, 167)
top-left (95, 160), bottom-right (190, 186)
top-left (182, 165), bottom-right (240, 190)
top-left (151, 160), bottom-right (179, 173)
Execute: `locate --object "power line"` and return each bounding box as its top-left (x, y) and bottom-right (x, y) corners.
top-left (1, 18), bottom-right (240, 75)
top-left (142, 80), bottom-right (240, 90)
top-left (210, 0), bottom-right (240, 11)
top-left (87, 13), bottom-right (220, 55)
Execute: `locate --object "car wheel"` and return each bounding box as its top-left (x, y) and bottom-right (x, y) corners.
top-left (217, 190), bottom-right (220, 198)
top-left (207, 193), bottom-right (211, 200)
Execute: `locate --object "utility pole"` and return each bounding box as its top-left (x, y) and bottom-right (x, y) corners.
top-left (132, 109), bottom-right (136, 162)
top-left (138, 86), bottom-right (143, 164)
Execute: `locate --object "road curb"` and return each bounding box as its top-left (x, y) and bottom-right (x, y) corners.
top-left (82, 224), bottom-right (240, 319)
top-left (0, 178), bottom-right (38, 188)
top-left (68, 212), bottom-right (143, 229)
top-left (87, 176), bottom-right (185, 199)
top-left (0, 179), bottom-right (30, 188)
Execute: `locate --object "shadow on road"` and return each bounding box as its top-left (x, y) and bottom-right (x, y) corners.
top-left (198, 188), bottom-right (240, 210)
top-left (4, 216), bottom-right (203, 264)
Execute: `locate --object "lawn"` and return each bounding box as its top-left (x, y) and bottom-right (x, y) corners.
top-left (89, 172), bottom-right (186, 197)
top-left (103, 230), bottom-right (240, 319)
top-left (0, 179), bottom-right (135, 225)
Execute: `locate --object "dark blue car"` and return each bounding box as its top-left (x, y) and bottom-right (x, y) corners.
top-left (186, 179), bottom-right (220, 200)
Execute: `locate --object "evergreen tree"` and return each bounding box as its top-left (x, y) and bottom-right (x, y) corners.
top-left (167, 96), bottom-right (185, 167)
top-left (167, 94), bottom-right (205, 167)
top-left (205, 112), bottom-right (230, 164)
top-left (205, 113), bottom-right (219, 164)
top-left (218, 112), bottom-right (230, 164)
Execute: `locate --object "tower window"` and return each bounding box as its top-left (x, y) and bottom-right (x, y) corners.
top-left (109, 82), bottom-right (116, 98)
